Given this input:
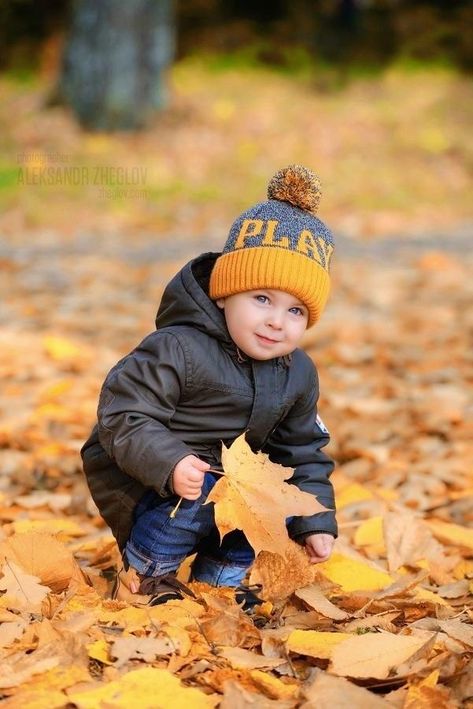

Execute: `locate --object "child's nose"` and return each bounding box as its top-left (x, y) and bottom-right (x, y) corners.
top-left (267, 310), bottom-right (284, 328)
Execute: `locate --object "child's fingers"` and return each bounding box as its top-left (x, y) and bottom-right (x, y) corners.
top-left (194, 458), bottom-right (211, 471)
top-left (186, 469), bottom-right (206, 482)
top-left (181, 489), bottom-right (202, 501)
top-left (304, 534), bottom-right (334, 564)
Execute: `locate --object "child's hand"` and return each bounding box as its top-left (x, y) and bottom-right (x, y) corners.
top-left (172, 455), bottom-right (210, 500)
top-left (304, 533), bottom-right (335, 563)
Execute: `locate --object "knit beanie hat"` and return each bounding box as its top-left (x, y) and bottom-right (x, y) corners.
top-left (209, 165), bottom-right (334, 327)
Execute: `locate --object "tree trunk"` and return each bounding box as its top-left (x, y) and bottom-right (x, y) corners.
top-left (60, 0), bottom-right (175, 131)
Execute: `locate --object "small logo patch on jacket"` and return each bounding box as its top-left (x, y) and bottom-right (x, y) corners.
top-left (316, 414), bottom-right (329, 434)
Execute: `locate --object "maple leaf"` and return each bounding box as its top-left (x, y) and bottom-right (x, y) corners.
top-left (249, 540), bottom-right (317, 602)
top-left (206, 434), bottom-right (327, 557)
top-left (0, 561), bottom-right (49, 612)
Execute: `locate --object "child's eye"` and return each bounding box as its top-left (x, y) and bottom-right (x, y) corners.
top-left (289, 306), bottom-right (304, 316)
top-left (255, 294), bottom-right (269, 304)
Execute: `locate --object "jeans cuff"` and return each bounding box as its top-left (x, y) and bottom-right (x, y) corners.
top-left (191, 554), bottom-right (250, 587)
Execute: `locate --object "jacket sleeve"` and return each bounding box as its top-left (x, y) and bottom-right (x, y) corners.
top-left (97, 331), bottom-right (194, 495)
top-left (263, 363), bottom-right (337, 539)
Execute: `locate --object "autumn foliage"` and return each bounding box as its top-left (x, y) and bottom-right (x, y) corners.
top-left (0, 246), bottom-right (472, 707)
top-left (0, 64), bottom-right (472, 708)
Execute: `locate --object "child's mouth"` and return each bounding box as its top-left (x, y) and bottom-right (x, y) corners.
top-left (256, 334), bottom-right (280, 345)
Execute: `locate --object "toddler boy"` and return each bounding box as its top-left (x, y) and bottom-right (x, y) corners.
top-left (81, 165), bottom-right (337, 604)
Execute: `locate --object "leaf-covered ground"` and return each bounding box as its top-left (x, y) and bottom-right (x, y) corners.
top-left (0, 63), bottom-right (472, 707)
top-left (1, 235), bottom-right (471, 707)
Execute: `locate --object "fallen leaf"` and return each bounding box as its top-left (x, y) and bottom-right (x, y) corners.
top-left (206, 434), bottom-right (326, 556)
top-left (219, 647), bottom-right (287, 670)
top-left (437, 619), bottom-right (473, 648)
top-left (0, 619), bottom-right (27, 648)
top-left (67, 667), bottom-right (218, 708)
top-left (383, 512), bottom-right (445, 572)
top-left (330, 631), bottom-right (436, 679)
top-left (6, 518), bottom-right (85, 539)
top-left (295, 584), bottom-right (349, 620)
top-left (300, 669), bottom-right (392, 708)
top-left (0, 645), bottom-right (61, 689)
top-left (110, 635), bottom-right (185, 666)
top-left (427, 520), bottom-right (473, 552)
top-left (86, 639), bottom-right (113, 665)
top-left (220, 680), bottom-right (295, 709)
top-left (249, 670), bottom-right (298, 701)
top-left (336, 482), bottom-right (374, 509)
top-left (353, 515), bottom-right (385, 553)
top-left (249, 540), bottom-right (316, 602)
top-left (317, 553), bottom-right (393, 592)
top-left (286, 630), bottom-right (351, 659)
top-left (0, 532), bottom-right (77, 592)
top-left (344, 612), bottom-right (401, 634)
top-left (199, 592), bottom-right (260, 648)
top-left (0, 561), bottom-right (49, 612)
top-left (404, 670), bottom-right (454, 708)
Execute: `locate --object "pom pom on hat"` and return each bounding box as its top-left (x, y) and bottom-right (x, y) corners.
top-left (209, 165), bottom-right (334, 328)
top-left (267, 164), bottom-right (322, 215)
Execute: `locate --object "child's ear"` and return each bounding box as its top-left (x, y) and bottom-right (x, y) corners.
top-left (216, 298), bottom-right (225, 309)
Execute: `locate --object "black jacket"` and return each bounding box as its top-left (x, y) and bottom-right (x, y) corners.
top-left (81, 253), bottom-right (337, 551)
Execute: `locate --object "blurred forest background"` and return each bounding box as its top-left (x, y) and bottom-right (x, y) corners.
top-left (0, 0), bottom-right (471, 242)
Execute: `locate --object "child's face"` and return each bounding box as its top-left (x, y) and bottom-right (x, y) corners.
top-left (216, 289), bottom-right (309, 360)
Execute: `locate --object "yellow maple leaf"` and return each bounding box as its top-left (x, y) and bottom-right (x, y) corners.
top-left (318, 552), bottom-right (393, 592)
top-left (286, 630), bottom-right (352, 659)
top-left (67, 667), bottom-right (218, 708)
top-left (206, 434), bottom-right (326, 556)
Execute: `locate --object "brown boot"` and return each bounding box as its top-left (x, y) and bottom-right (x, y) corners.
top-left (111, 567), bottom-right (149, 603)
top-left (138, 573), bottom-right (196, 606)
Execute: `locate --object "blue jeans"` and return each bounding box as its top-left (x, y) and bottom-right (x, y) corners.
top-left (125, 472), bottom-right (255, 586)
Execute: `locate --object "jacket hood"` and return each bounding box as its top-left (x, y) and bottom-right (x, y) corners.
top-left (155, 252), bottom-right (234, 346)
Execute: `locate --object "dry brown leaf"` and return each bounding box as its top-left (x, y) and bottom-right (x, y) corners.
top-left (437, 619), bottom-right (473, 648)
top-left (436, 579), bottom-right (470, 598)
top-left (344, 611), bottom-right (401, 633)
top-left (450, 658), bottom-right (473, 705)
top-left (295, 584), bottom-right (349, 620)
top-left (0, 645), bottom-right (61, 689)
top-left (427, 520), bottom-right (473, 552)
top-left (249, 670), bottom-right (298, 701)
top-left (404, 670), bottom-right (454, 708)
top-left (330, 631), bottom-right (436, 679)
top-left (371, 570), bottom-right (429, 600)
top-left (0, 619), bottom-right (27, 649)
top-left (0, 532), bottom-right (77, 592)
top-left (219, 647), bottom-right (288, 670)
top-left (383, 512), bottom-right (445, 573)
top-left (206, 434), bottom-right (326, 556)
top-left (199, 592), bottom-right (260, 648)
top-left (300, 669), bottom-right (392, 708)
top-left (220, 680), bottom-right (296, 709)
top-left (110, 635), bottom-right (184, 667)
top-left (0, 561), bottom-right (49, 612)
top-left (249, 540), bottom-right (316, 602)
